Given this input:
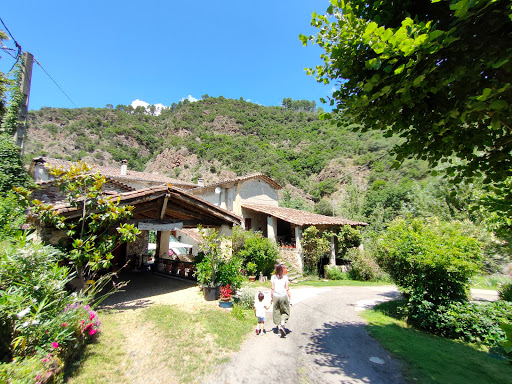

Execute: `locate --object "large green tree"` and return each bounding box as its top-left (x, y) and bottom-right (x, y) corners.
top-left (302, 0), bottom-right (512, 186)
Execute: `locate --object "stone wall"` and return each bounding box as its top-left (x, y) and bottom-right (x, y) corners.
top-left (279, 247), bottom-right (302, 273)
top-left (127, 230), bottom-right (149, 261)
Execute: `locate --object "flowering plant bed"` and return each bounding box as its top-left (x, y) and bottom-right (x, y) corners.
top-left (220, 285), bottom-right (232, 301)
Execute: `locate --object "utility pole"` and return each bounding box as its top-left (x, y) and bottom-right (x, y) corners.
top-left (13, 51), bottom-right (34, 153)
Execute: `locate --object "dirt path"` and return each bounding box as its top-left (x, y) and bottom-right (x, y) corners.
top-left (99, 272), bottom-right (216, 384)
top-left (202, 286), bottom-right (408, 384)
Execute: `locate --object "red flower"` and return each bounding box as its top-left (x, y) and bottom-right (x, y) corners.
top-left (51, 342), bottom-right (59, 349)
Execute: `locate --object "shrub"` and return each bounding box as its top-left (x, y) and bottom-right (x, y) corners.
top-left (235, 287), bottom-right (257, 310)
top-left (0, 134), bottom-right (33, 194)
top-left (434, 301), bottom-right (512, 346)
top-left (324, 265), bottom-right (348, 280)
top-left (347, 249), bottom-right (383, 281)
top-left (216, 256), bottom-right (244, 290)
top-left (237, 233), bottom-right (278, 276)
top-left (0, 192), bottom-right (26, 240)
top-left (337, 225), bottom-right (362, 258)
top-left (498, 282), bottom-right (512, 302)
top-left (231, 304), bottom-right (246, 320)
top-left (0, 354), bottom-right (53, 384)
top-left (376, 218), bottom-right (482, 327)
top-left (301, 226), bottom-right (331, 274)
top-left (0, 237), bottom-right (101, 382)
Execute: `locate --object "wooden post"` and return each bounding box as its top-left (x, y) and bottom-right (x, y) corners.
top-left (14, 52), bottom-right (34, 153)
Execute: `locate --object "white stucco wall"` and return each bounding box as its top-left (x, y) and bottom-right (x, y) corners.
top-left (176, 230), bottom-right (200, 256)
top-left (238, 179), bottom-right (278, 206)
top-left (241, 208), bottom-right (268, 236)
top-left (196, 189), bottom-right (223, 207)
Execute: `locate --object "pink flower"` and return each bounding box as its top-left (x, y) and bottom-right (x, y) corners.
top-left (51, 342), bottom-right (59, 349)
top-left (89, 311), bottom-right (96, 320)
top-left (42, 358), bottom-right (48, 362)
top-left (61, 322), bottom-right (68, 327)
top-left (89, 329), bottom-right (98, 336)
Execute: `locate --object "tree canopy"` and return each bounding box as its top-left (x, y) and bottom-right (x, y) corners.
top-left (302, 0), bottom-right (512, 186)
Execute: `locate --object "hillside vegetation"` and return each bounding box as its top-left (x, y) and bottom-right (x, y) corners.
top-left (26, 97), bottom-right (427, 207)
top-left (25, 97), bottom-right (510, 273)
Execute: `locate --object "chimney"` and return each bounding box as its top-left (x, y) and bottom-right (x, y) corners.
top-left (197, 178), bottom-right (205, 187)
top-left (120, 160), bottom-right (128, 176)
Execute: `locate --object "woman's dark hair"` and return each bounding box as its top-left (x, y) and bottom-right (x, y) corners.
top-left (258, 292), bottom-right (264, 301)
top-left (275, 264), bottom-right (284, 279)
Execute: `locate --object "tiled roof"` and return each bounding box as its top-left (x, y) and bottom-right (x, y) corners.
top-left (178, 228), bottom-right (203, 243)
top-left (51, 185), bottom-right (242, 225)
top-left (191, 173), bottom-right (282, 192)
top-left (37, 176), bottom-right (136, 193)
top-left (241, 203), bottom-right (367, 227)
top-left (33, 157), bottom-right (197, 188)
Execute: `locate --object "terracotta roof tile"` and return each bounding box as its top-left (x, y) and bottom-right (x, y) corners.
top-left (50, 185), bottom-right (242, 225)
top-left (191, 173), bottom-right (282, 192)
top-left (241, 203), bottom-right (367, 227)
top-left (178, 228), bottom-right (203, 243)
top-left (34, 157), bottom-right (197, 188)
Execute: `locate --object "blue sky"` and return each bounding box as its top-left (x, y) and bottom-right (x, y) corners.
top-left (0, 0), bottom-right (334, 111)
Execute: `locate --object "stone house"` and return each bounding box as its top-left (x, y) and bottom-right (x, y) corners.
top-left (30, 158), bottom-right (366, 273)
top-left (188, 174), bottom-right (367, 271)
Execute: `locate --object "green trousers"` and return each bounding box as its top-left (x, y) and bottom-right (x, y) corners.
top-left (272, 295), bottom-right (290, 325)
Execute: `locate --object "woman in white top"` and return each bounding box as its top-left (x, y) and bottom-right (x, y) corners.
top-left (270, 264), bottom-right (291, 337)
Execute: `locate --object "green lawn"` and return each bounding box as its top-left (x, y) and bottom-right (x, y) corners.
top-left (64, 304), bottom-right (254, 384)
top-left (361, 301), bottom-right (512, 384)
top-left (296, 278), bottom-right (391, 287)
top-left (470, 274), bottom-right (511, 290)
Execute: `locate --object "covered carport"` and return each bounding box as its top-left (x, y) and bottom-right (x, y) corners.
top-left (45, 184), bottom-right (241, 276)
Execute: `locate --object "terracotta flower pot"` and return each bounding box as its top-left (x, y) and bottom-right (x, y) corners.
top-left (249, 276), bottom-right (256, 282)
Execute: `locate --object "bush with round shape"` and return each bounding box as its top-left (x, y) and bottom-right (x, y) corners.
top-left (376, 218), bottom-right (483, 327)
top-left (237, 233), bottom-right (278, 277)
top-left (235, 287), bottom-right (257, 310)
top-left (498, 282), bottom-right (512, 302)
top-left (347, 248), bottom-right (383, 281)
top-left (324, 265), bottom-right (348, 280)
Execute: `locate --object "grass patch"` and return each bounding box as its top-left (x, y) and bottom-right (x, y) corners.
top-left (142, 305), bottom-right (254, 382)
top-left (361, 300), bottom-right (512, 384)
top-left (297, 278), bottom-right (392, 287)
top-left (471, 274), bottom-right (511, 290)
top-left (65, 304), bottom-right (255, 384)
top-left (65, 311), bottom-right (130, 384)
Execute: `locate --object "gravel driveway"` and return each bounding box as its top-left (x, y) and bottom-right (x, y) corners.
top-left (203, 286), bottom-right (408, 384)
top-left (101, 273), bottom-right (499, 384)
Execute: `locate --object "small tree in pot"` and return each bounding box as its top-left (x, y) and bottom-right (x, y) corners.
top-left (194, 226), bottom-right (228, 300)
top-left (246, 262), bottom-right (257, 282)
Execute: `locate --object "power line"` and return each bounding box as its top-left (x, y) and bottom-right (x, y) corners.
top-left (1, 17), bottom-right (78, 108)
top-left (34, 58), bottom-right (79, 108)
top-left (0, 16), bottom-right (22, 70)
top-left (0, 16), bottom-right (21, 51)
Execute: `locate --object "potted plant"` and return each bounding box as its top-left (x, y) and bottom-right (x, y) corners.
top-left (194, 227), bottom-right (227, 301)
top-left (246, 262), bottom-right (257, 282)
top-left (219, 285), bottom-right (233, 308)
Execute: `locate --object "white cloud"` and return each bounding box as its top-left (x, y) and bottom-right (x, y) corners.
top-left (131, 99), bottom-right (149, 109)
top-left (180, 95), bottom-right (199, 103)
top-left (330, 86), bottom-right (337, 94)
top-left (130, 99), bottom-right (167, 116)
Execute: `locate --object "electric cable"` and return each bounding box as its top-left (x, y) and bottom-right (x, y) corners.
top-left (34, 58), bottom-right (79, 108)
